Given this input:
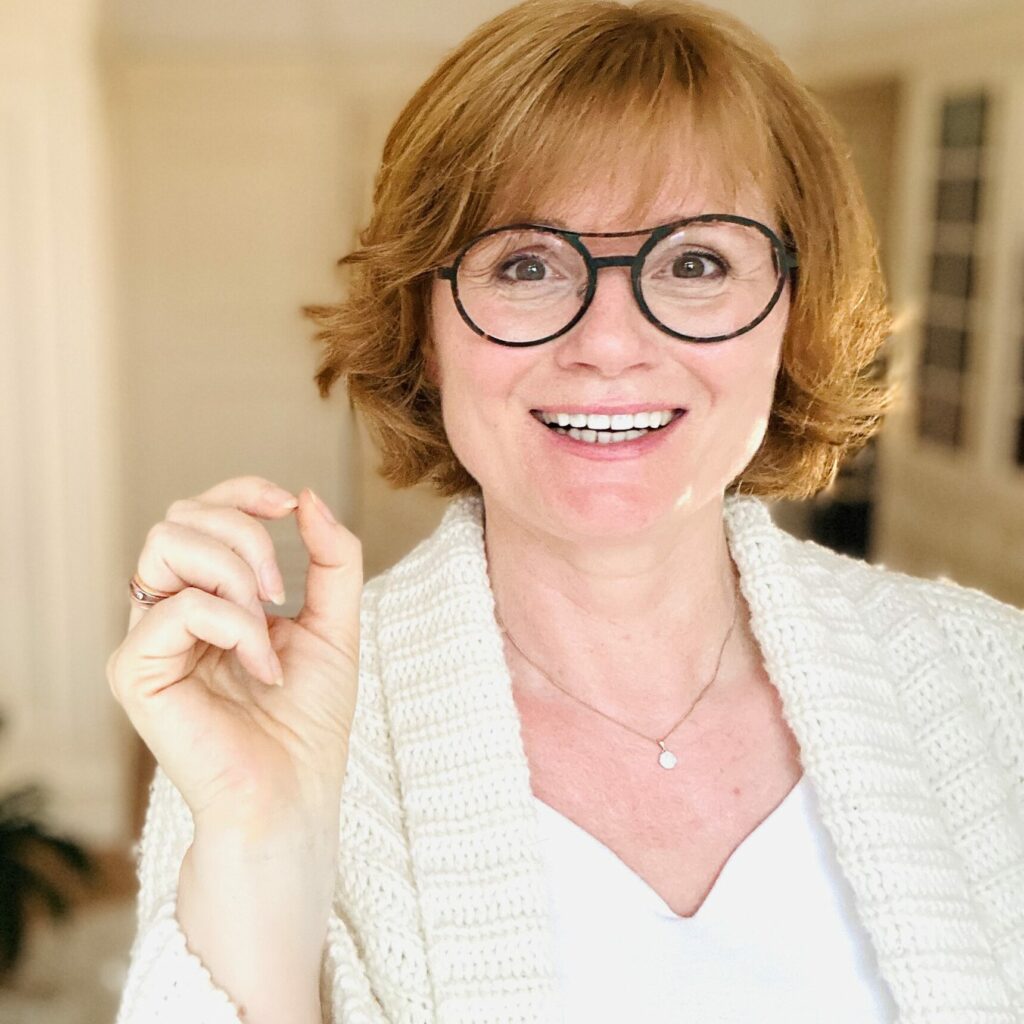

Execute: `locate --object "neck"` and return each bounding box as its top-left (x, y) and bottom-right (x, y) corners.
top-left (483, 494), bottom-right (748, 726)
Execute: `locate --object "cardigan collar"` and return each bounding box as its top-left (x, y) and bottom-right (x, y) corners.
top-left (373, 492), bottom-right (1011, 1023)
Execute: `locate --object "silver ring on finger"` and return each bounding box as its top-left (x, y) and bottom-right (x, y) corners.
top-left (128, 572), bottom-right (176, 607)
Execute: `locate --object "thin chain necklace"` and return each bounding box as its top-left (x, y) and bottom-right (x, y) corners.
top-left (495, 591), bottom-right (739, 770)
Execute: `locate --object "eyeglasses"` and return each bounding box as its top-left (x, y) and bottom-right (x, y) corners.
top-left (435, 214), bottom-right (798, 347)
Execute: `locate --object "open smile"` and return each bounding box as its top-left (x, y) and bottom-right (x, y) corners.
top-left (529, 407), bottom-right (687, 458)
top-left (532, 408), bottom-right (684, 441)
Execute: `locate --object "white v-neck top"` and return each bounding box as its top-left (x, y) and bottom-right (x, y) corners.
top-left (533, 773), bottom-right (899, 1023)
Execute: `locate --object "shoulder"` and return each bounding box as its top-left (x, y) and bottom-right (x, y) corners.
top-left (871, 563), bottom-right (1024, 708)
top-left (782, 520), bottom-right (1023, 735)
top-left (790, 528), bottom-right (1023, 783)
top-left (729, 493), bottom-right (1023, 677)
top-left (790, 525), bottom-right (1023, 642)
top-left (731, 494), bottom-right (1021, 626)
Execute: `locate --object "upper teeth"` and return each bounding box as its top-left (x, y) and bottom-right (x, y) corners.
top-left (538, 410), bottom-right (676, 430)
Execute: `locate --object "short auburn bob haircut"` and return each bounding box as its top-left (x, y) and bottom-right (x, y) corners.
top-left (305, 0), bottom-right (893, 501)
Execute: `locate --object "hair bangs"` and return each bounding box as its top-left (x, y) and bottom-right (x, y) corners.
top-left (471, 21), bottom-right (779, 233)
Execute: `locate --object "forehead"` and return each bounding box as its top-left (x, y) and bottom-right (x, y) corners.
top-left (517, 182), bottom-right (776, 237)
top-left (485, 133), bottom-right (778, 238)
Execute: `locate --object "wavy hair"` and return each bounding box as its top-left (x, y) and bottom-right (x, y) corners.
top-left (304, 0), bottom-right (893, 500)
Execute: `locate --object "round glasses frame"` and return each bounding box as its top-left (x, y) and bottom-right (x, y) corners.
top-left (434, 213), bottom-right (800, 348)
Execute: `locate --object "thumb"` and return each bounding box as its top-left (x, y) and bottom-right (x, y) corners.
top-left (293, 487), bottom-right (363, 653)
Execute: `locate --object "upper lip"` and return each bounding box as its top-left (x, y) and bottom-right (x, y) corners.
top-left (531, 403), bottom-right (685, 414)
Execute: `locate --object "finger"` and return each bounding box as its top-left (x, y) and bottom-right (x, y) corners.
top-left (136, 520), bottom-right (268, 622)
top-left (110, 588), bottom-right (283, 706)
top-left (293, 488), bottom-right (362, 654)
top-left (190, 475), bottom-right (300, 518)
top-left (127, 477), bottom-right (297, 626)
top-left (166, 501), bottom-right (288, 605)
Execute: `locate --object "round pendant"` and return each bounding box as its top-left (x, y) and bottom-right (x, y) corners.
top-left (658, 748), bottom-right (678, 770)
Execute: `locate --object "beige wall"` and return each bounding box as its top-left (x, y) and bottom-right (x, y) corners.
top-left (0, 0), bottom-right (127, 843)
top-left (110, 58), bottom-right (360, 607)
top-left (107, 52), bottom-right (452, 587)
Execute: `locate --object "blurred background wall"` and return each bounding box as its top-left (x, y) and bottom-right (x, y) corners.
top-left (1, 0), bottom-right (1023, 1018)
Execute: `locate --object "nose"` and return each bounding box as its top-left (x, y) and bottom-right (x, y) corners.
top-left (553, 264), bottom-right (660, 376)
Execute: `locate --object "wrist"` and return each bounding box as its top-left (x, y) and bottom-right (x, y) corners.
top-left (188, 814), bottom-right (339, 901)
top-left (182, 828), bottom-right (337, 943)
top-left (191, 790), bottom-right (340, 854)
top-left (177, 841), bottom-right (333, 1024)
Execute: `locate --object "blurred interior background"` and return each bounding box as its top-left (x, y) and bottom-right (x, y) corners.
top-left (2, 0), bottom-right (1023, 1020)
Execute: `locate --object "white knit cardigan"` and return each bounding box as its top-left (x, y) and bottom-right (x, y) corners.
top-left (116, 493), bottom-right (1024, 1024)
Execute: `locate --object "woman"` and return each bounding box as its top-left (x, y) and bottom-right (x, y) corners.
top-left (109, 1), bottom-right (1024, 1022)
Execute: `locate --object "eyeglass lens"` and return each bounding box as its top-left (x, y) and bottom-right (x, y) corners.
top-left (454, 221), bottom-right (784, 344)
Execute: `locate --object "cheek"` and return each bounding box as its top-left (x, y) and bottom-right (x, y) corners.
top-left (736, 341), bottom-right (782, 438)
top-left (439, 340), bottom-right (515, 419)
top-left (734, 300), bottom-right (786, 410)
top-left (431, 298), bottom-right (525, 459)
top-left (720, 366), bottom-right (774, 469)
top-left (690, 323), bottom-right (783, 474)
top-left (694, 335), bottom-right (781, 415)
top-left (740, 412), bottom-right (771, 468)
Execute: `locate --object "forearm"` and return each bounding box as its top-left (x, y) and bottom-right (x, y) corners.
top-left (176, 820), bottom-right (338, 1024)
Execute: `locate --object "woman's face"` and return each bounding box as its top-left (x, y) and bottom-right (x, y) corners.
top-left (427, 171), bottom-right (790, 542)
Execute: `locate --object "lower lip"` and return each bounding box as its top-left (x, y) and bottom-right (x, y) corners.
top-left (533, 412), bottom-right (686, 460)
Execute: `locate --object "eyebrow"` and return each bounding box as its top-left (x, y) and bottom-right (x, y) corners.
top-left (496, 213), bottom-right (571, 230)
top-left (535, 216), bottom-right (570, 229)
top-left (527, 218), bottom-right (683, 240)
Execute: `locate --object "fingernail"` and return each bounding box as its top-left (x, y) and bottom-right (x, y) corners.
top-left (308, 488), bottom-right (337, 524)
top-left (259, 563), bottom-right (286, 606)
top-left (267, 486), bottom-right (298, 510)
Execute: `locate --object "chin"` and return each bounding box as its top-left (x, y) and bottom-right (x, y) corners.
top-left (532, 476), bottom-right (708, 541)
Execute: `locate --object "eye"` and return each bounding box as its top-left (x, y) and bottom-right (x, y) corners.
top-left (671, 252), bottom-right (726, 279)
top-left (499, 256), bottom-right (548, 281)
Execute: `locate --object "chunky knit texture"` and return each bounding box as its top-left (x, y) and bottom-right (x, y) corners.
top-left (115, 493), bottom-right (1024, 1024)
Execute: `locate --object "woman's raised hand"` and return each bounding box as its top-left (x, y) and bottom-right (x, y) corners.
top-left (107, 476), bottom-right (362, 841)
